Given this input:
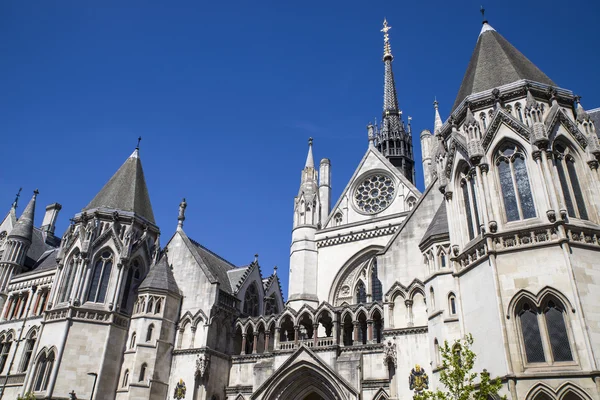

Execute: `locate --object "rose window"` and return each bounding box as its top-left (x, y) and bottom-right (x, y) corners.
top-left (354, 174), bottom-right (395, 214)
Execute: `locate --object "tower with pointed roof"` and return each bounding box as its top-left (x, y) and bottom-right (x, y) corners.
top-left (372, 19), bottom-right (415, 184)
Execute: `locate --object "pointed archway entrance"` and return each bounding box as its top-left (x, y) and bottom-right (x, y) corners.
top-left (251, 346), bottom-right (359, 400)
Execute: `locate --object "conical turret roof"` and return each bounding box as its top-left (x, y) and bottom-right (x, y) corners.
top-left (453, 22), bottom-right (555, 110)
top-left (9, 191), bottom-right (37, 242)
top-left (83, 149), bottom-right (155, 223)
top-left (139, 254), bottom-right (180, 294)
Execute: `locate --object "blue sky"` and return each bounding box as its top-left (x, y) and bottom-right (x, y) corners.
top-left (2, 1), bottom-right (599, 299)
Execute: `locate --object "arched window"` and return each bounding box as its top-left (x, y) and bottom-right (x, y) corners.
top-left (33, 351), bottom-right (55, 392)
top-left (459, 166), bottom-right (481, 241)
top-left (518, 302), bottom-right (546, 363)
top-left (429, 287), bottom-right (435, 310)
top-left (0, 335), bottom-right (12, 373)
top-left (59, 253), bottom-right (80, 303)
top-left (355, 281), bottom-right (367, 304)
top-left (334, 212), bottom-right (343, 226)
top-left (434, 339), bottom-right (440, 366)
top-left (553, 142), bottom-right (588, 220)
top-left (122, 369), bottom-right (129, 387)
top-left (155, 299), bottom-right (162, 314)
top-left (243, 283), bottom-right (259, 317)
top-left (371, 259), bottom-right (383, 302)
top-left (439, 250), bottom-right (447, 268)
top-left (130, 332), bottom-right (137, 349)
top-left (496, 144), bottom-right (536, 222)
top-left (120, 261), bottom-right (141, 313)
top-left (146, 325), bottom-right (154, 342)
top-left (147, 297), bottom-right (154, 313)
top-left (448, 294), bottom-right (457, 315)
top-left (19, 331), bottom-right (36, 372)
top-left (544, 300), bottom-right (573, 362)
top-left (480, 112), bottom-right (487, 130)
top-left (264, 295), bottom-right (278, 315)
top-left (515, 103), bottom-right (524, 123)
top-left (139, 363), bottom-right (147, 382)
top-left (87, 251), bottom-right (113, 303)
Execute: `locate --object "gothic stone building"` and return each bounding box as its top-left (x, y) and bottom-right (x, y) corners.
top-left (1, 17), bottom-right (600, 400)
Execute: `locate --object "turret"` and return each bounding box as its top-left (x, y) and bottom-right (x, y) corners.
top-left (318, 158), bottom-right (331, 227)
top-left (288, 138), bottom-right (320, 310)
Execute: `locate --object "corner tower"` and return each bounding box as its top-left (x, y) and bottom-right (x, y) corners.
top-left (373, 19), bottom-right (415, 184)
top-left (288, 138), bottom-right (320, 309)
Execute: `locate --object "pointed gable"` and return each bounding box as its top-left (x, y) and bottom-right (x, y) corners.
top-left (453, 22), bottom-right (555, 110)
top-left (139, 254), bottom-right (180, 295)
top-left (83, 149), bottom-right (155, 223)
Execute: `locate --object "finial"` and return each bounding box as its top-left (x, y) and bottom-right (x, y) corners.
top-left (254, 253), bottom-right (259, 263)
top-left (434, 98), bottom-right (439, 109)
top-left (381, 19), bottom-right (393, 59)
top-left (177, 198), bottom-right (187, 229)
top-left (273, 265), bottom-right (277, 274)
top-left (480, 5), bottom-right (487, 24)
top-left (33, 189), bottom-right (39, 196)
top-left (136, 136), bottom-right (142, 150)
top-left (308, 137), bottom-right (313, 147)
top-left (12, 187), bottom-right (22, 209)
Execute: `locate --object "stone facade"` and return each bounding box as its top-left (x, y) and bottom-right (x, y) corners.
top-left (0, 17), bottom-right (598, 400)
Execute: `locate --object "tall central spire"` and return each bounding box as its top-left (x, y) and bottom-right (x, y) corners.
top-left (372, 19), bottom-right (415, 184)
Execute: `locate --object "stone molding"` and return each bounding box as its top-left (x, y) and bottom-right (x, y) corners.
top-left (316, 225), bottom-right (398, 248)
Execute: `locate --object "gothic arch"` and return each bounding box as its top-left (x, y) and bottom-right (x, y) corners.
top-left (507, 286), bottom-right (575, 318)
top-left (328, 245), bottom-right (384, 305)
top-left (557, 382), bottom-right (592, 400)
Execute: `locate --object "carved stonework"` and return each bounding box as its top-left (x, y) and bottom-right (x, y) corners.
top-left (546, 210), bottom-right (556, 223)
top-left (196, 354), bottom-right (210, 378)
top-left (383, 340), bottom-right (397, 367)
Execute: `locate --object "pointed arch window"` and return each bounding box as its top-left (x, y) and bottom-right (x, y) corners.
top-left (155, 298), bottom-right (162, 314)
top-left (122, 369), bottom-right (129, 387)
top-left (434, 338), bottom-right (440, 366)
top-left (33, 351), bottom-right (55, 392)
top-left (448, 294), bottom-right (457, 315)
top-left (264, 294), bottom-right (278, 315)
top-left (553, 143), bottom-right (588, 220)
top-left (334, 212), bottom-right (343, 227)
top-left (355, 281), bottom-right (367, 304)
top-left (120, 261), bottom-right (141, 313)
top-left (0, 335), bottom-right (12, 373)
top-left (429, 287), bottom-right (435, 310)
top-left (87, 251), bottom-right (113, 303)
top-left (459, 166), bottom-right (481, 240)
top-left (130, 332), bottom-right (137, 349)
top-left (243, 283), bottom-right (259, 317)
top-left (439, 251), bottom-right (447, 268)
top-left (371, 259), bottom-right (383, 302)
top-left (19, 331), bottom-right (36, 372)
top-left (139, 363), bottom-right (147, 382)
top-left (544, 301), bottom-right (573, 362)
top-left (496, 144), bottom-right (536, 222)
top-left (146, 325), bottom-right (154, 342)
top-left (518, 302), bottom-right (545, 363)
top-left (479, 112), bottom-right (487, 130)
top-left (515, 103), bottom-right (524, 123)
top-left (59, 253), bottom-right (80, 303)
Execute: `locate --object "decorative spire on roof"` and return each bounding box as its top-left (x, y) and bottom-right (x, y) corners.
top-left (373, 19), bottom-right (415, 184)
top-left (305, 137), bottom-right (315, 169)
top-left (9, 189), bottom-right (38, 242)
top-left (177, 198), bottom-right (187, 230)
top-left (434, 99), bottom-right (443, 134)
top-left (84, 147), bottom-right (155, 223)
top-left (11, 188), bottom-right (22, 210)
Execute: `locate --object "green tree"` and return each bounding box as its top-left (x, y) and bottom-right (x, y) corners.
top-left (17, 392), bottom-right (36, 400)
top-left (415, 334), bottom-right (507, 400)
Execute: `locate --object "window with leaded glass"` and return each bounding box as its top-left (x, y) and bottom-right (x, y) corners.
top-left (59, 253), bottom-right (80, 303)
top-left (87, 251), bottom-right (113, 303)
top-left (0, 335), bottom-right (12, 373)
top-left (19, 331), bottom-right (36, 372)
top-left (518, 303), bottom-right (545, 363)
top-left (544, 301), bottom-right (573, 362)
top-left (553, 142), bottom-right (588, 220)
top-left (459, 167), bottom-right (481, 241)
top-left (355, 281), bottom-right (367, 304)
top-left (496, 144), bottom-right (536, 222)
top-left (243, 283), bottom-right (259, 317)
top-left (371, 259), bottom-right (383, 302)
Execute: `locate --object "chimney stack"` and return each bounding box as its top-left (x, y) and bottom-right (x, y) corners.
top-left (41, 203), bottom-right (62, 235)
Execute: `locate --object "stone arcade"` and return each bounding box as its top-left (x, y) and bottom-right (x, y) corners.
top-left (1, 17), bottom-right (600, 400)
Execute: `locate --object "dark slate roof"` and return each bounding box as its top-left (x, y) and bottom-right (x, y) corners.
top-left (419, 201), bottom-right (449, 247)
top-left (188, 237), bottom-right (236, 293)
top-left (24, 228), bottom-right (56, 268)
top-left (83, 149), bottom-right (155, 223)
top-left (589, 108), bottom-right (600, 139)
top-left (139, 254), bottom-right (180, 294)
top-left (32, 248), bottom-right (59, 272)
top-left (453, 23), bottom-right (555, 110)
top-left (9, 192), bottom-right (37, 242)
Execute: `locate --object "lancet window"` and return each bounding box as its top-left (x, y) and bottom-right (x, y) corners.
top-left (243, 283), bottom-right (259, 317)
top-left (356, 281), bottom-right (367, 304)
top-left (495, 144), bottom-right (536, 222)
top-left (0, 334), bottom-right (13, 373)
top-left (552, 142), bottom-right (588, 220)
top-left (87, 251), bottom-right (114, 303)
top-left (59, 252), bottom-right (81, 303)
top-left (458, 166), bottom-right (481, 240)
top-left (33, 350), bottom-right (55, 392)
top-left (19, 330), bottom-right (36, 372)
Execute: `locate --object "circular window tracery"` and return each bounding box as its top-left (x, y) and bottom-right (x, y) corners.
top-left (354, 174), bottom-right (395, 214)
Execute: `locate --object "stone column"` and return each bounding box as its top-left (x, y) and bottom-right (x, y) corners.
top-left (75, 260), bottom-right (90, 304)
top-left (190, 326), bottom-right (196, 348)
top-left (313, 324), bottom-right (319, 346)
top-left (541, 150), bottom-right (562, 217)
top-left (252, 332), bottom-right (258, 354)
top-left (2, 296), bottom-right (12, 319)
top-left (332, 320), bottom-right (339, 345)
top-left (405, 299), bottom-right (414, 327)
top-left (241, 334), bottom-right (247, 355)
top-left (265, 332), bottom-right (271, 353)
top-left (294, 326), bottom-right (299, 346)
top-left (353, 321), bottom-right (359, 344)
top-left (274, 327), bottom-right (280, 350)
top-left (388, 303), bottom-right (394, 328)
top-left (367, 320), bottom-right (373, 344)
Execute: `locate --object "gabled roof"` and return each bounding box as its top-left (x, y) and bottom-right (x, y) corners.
top-left (139, 254), bottom-right (180, 295)
top-left (419, 201), bottom-right (449, 248)
top-left (83, 149), bottom-right (155, 223)
top-left (453, 22), bottom-right (555, 111)
top-left (186, 236), bottom-right (236, 293)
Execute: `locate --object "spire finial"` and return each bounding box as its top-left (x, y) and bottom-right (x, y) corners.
top-left (177, 198), bottom-right (187, 230)
top-left (12, 187), bottom-right (22, 210)
top-left (304, 137), bottom-right (315, 169)
top-left (308, 137), bottom-right (313, 147)
top-left (33, 189), bottom-right (39, 196)
top-left (254, 253), bottom-right (259, 263)
top-left (136, 136), bottom-right (142, 150)
top-left (381, 19), bottom-right (393, 59)
top-left (480, 5), bottom-right (487, 24)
